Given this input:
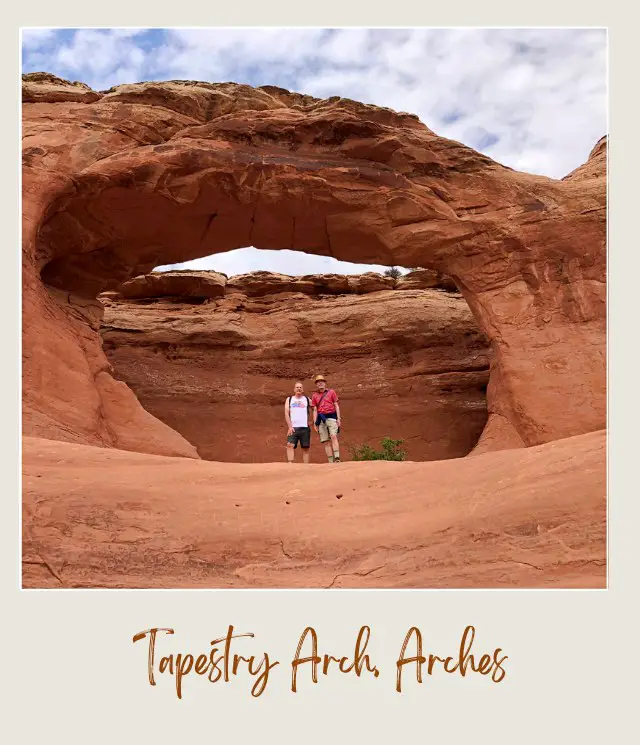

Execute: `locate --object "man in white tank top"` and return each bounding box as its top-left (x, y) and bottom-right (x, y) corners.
top-left (284, 381), bottom-right (311, 463)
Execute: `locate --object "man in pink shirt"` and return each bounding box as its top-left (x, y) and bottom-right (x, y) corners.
top-left (310, 374), bottom-right (342, 463)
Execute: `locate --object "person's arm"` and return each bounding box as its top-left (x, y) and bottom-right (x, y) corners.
top-left (311, 397), bottom-right (318, 431)
top-left (329, 390), bottom-right (341, 426)
top-left (284, 399), bottom-right (293, 435)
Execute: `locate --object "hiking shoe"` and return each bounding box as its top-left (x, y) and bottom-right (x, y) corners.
top-left (334, 457), bottom-right (341, 463)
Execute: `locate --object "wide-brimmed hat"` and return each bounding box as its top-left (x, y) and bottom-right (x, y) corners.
top-left (314, 374), bottom-right (326, 383)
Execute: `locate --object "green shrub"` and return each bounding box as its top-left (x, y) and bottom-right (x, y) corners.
top-left (383, 266), bottom-right (403, 280)
top-left (350, 437), bottom-right (406, 461)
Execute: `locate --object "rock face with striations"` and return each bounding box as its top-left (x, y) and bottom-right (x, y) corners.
top-left (22, 74), bottom-right (606, 458)
top-left (101, 270), bottom-right (490, 462)
top-left (119, 270), bottom-right (227, 300)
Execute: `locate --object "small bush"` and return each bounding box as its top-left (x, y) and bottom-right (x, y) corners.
top-left (383, 267), bottom-right (403, 280)
top-left (350, 437), bottom-right (406, 461)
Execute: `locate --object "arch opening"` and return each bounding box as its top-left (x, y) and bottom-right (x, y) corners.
top-left (98, 247), bottom-right (490, 463)
top-left (155, 246), bottom-right (411, 277)
top-left (29, 144), bottom-right (500, 461)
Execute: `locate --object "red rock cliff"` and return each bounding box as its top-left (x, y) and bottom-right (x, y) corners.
top-left (101, 270), bottom-right (489, 462)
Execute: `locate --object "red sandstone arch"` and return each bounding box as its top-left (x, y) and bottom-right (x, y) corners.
top-left (22, 73), bottom-right (606, 457)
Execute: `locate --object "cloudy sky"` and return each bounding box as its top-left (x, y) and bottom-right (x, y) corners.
top-left (22, 27), bottom-right (607, 276)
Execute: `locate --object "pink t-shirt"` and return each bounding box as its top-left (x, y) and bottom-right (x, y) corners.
top-left (311, 389), bottom-right (339, 414)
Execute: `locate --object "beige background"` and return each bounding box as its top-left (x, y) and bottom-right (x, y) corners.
top-left (5, 2), bottom-right (637, 742)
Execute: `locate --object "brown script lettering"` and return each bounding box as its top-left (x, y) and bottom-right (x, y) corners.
top-left (396, 625), bottom-right (508, 692)
top-left (291, 626), bottom-right (379, 692)
top-left (133, 625), bottom-right (279, 699)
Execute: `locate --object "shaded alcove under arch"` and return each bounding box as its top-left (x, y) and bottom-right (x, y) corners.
top-left (97, 249), bottom-right (490, 463)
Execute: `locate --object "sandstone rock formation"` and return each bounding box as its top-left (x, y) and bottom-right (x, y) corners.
top-left (563, 135), bottom-right (607, 183)
top-left (22, 71), bottom-right (102, 104)
top-left (22, 429), bottom-right (606, 588)
top-left (22, 74), bottom-right (606, 458)
top-left (395, 268), bottom-right (458, 291)
top-left (21, 74), bottom-right (607, 588)
top-left (101, 271), bottom-right (490, 462)
top-left (119, 270), bottom-right (227, 300)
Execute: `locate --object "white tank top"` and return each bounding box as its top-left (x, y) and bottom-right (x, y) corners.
top-left (289, 395), bottom-right (309, 428)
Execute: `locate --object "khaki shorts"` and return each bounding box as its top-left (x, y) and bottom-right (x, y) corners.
top-left (317, 417), bottom-right (339, 442)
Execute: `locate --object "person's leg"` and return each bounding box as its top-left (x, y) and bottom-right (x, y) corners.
top-left (286, 431), bottom-right (298, 463)
top-left (328, 420), bottom-right (341, 462)
top-left (300, 428), bottom-right (311, 464)
top-left (318, 422), bottom-right (334, 462)
top-left (330, 434), bottom-right (340, 461)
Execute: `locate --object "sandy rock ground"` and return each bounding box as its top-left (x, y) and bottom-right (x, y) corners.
top-left (22, 430), bottom-right (605, 589)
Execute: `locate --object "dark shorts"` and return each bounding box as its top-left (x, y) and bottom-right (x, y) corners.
top-left (287, 426), bottom-right (311, 449)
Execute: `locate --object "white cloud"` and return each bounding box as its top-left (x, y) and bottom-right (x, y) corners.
top-left (149, 28), bottom-right (330, 84)
top-left (21, 28), bottom-right (56, 50)
top-left (22, 28), bottom-right (607, 275)
top-left (294, 29), bottom-right (606, 178)
top-left (31, 29), bottom-right (149, 90)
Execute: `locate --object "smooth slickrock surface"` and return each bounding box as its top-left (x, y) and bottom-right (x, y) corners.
top-left (101, 272), bottom-right (489, 462)
top-left (22, 430), bottom-right (606, 589)
top-left (22, 75), bottom-right (606, 457)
